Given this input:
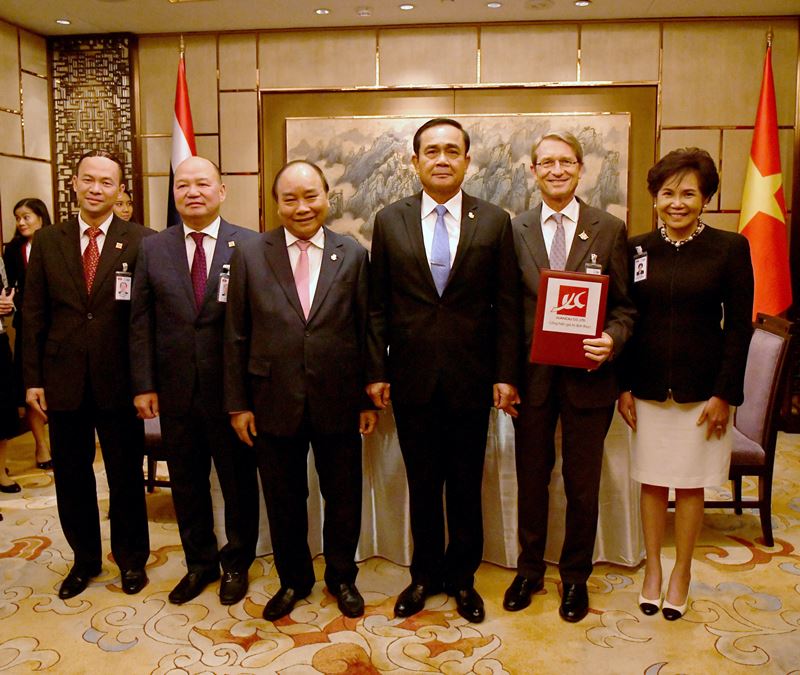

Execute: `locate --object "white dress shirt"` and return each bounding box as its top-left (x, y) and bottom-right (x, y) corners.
top-left (540, 197), bottom-right (580, 259)
top-left (78, 212), bottom-right (114, 255)
top-left (285, 227), bottom-right (325, 306)
top-left (421, 190), bottom-right (462, 268)
top-left (183, 217), bottom-right (220, 277)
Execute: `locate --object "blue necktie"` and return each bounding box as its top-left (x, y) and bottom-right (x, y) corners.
top-left (430, 204), bottom-right (450, 296)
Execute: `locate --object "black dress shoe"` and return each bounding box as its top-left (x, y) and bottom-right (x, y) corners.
top-left (0, 481), bottom-right (21, 493)
top-left (332, 582), bottom-right (364, 618)
top-left (503, 574), bottom-right (544, 612)
top-left (121, 568), bottom-right (148, 595)
top-left (452, 587), bottom-right (485, 623)
top-left (168, 569), bottom-right (220, 605)
top-left (219, 570), bottom-right (249, 605)
top-left (36, 460), bottom-right (53, 470)
top-left (263, 587), bottom-right (310, 621)
top-left (559, 582), bottom-right (590, 623)
top-left (394, 582), bottom-right (441, 618)
top-left (59, 566), bottom-right (101, 599)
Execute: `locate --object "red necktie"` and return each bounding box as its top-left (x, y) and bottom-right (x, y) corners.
top-left (294, 240), bottom-right (311, 319)
top-left (83, 227), bottom-right (102, 292)
top-left (189, 232), bottom-right (207, 310)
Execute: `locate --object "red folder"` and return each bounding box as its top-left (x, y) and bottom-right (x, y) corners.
top-left (530, 269), bottom-right (609, 369)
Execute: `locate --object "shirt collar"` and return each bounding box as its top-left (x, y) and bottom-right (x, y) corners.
top-left (78, 211), bottom-right (113, 235)
top-left (284, 226), bottom-right (325, 250)
top-left (541, 197), bottom-right (580, 225)
top-left (183, 216), bottom-right (221, 240)
top-left (421, 190), bottom-right (463, 220)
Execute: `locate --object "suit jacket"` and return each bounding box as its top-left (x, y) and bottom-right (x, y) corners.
top-left (224, 226), bottom-right (370, 436)
top-left (366, 191), bottom-right (522, 409)
top-left (129, 219), bottom-right (259, 417)
top-left (619, 226), bottom-right (753, 405)
top-left (3, 236), bottom-right (28, 330)
top-left (512, 198), bottom-right (635, 409)
top-left (22, 215), bottom-right (154, 411)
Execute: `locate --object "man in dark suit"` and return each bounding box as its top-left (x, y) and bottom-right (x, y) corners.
top-left (503, 131), bottom-right (635, 622)
top-left (366, 118), bottom-right (522, 623)
top-left (23, 149), bottom-right (152, 599)
top-left (130, 156), bottom-right (260, 606)
top-left (224, 160), bottom-right (376, 622)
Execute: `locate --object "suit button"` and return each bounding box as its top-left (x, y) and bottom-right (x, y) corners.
top-left (304, 331), bottom-right (311, 337)
top-left (87, 313), bottom-right (93, 320)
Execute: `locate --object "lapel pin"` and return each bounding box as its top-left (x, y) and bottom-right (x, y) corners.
top-left (115, 241), bottom-right (123, 249)
top-left (468, 211), bottom-right (475, 219)
top-left (228, 241), bottom-right (236, 247)
top-left (331, 253), bottom-right (338, 261)
top-left (578, 231), bottom-right (589, 241)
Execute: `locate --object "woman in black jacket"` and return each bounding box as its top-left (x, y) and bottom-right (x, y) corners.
top-left (3, 198), bottom-right (52, 469)
top-left (618, 148), bottom-right (753, 621)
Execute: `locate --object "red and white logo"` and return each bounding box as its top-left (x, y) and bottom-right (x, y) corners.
top-left (551, 286), bottom-right (588, 317)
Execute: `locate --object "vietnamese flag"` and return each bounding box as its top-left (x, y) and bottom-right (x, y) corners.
top-left (738, 40), bottom-right (792, 319)
top-left (167, 47), bottom-right (197, 227)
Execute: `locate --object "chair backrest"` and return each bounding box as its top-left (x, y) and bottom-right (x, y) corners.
top-left (735, 316), bottom-right (792, 447)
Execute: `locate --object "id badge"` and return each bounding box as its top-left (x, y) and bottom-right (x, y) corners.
top-left (115, 263), bottom-right (132, 301)
top-left (633, 246), bottom-right (648, 283)
top-left (585, 253), bottom-right (602, 276)
top-left (217, 264), bottom-right (230, 303)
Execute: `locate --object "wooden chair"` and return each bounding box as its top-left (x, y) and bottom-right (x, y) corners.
top-left (143, 417), bottom-right (170, 493)
top-left (702, 313), bottom-right (792, 546)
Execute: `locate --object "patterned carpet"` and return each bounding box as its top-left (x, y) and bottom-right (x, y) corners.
top-left (1, 428), bottom-right (799, 674)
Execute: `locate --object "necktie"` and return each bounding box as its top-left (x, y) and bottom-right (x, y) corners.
top-left (189, 231), bottom-right (207, 310)
top-left (83, 227), bottom-right (102, 292)
top-left (294, 239), bottom-right (312, 319)
top-left (549, 212), bottom-right (566, 271)
top-left (430, 204), bottom-right (450, 296)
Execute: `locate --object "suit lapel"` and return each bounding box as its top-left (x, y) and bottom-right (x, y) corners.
top-left (401, 193), bottom-right (438, 294)
top-left (92, 217), bottom-right (129, 297)
top-left (164, 224), bottom-right (196, 309)
top-left (264, 227), bottom-right (305, 322)
top-left (519, 204), bottom-right (551, 272)
top-left (566, 200), bottom-right (601, 271)
top-left (56, 219), bottom-right (89, 303)
top-left (201, 219), bottom-right (237, 311)
top-left (308, 227), bottom-right (344, 324)
top-left (448, 193), bottom-right (479, 286)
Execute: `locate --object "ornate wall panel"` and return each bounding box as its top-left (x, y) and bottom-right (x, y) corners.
top-left (49, 34), bottom-right (137, 222)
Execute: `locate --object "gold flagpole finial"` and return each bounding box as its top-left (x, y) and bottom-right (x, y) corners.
top-left (766, 28), bottom-right (773, 49)
top-left (180, 34), bottom-right (185, 56)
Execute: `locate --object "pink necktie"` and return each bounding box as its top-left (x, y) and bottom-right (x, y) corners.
top-left (294, 240), bottom-right (311, 319)
top-left (189, 231), bottom-right (207, 310)
top-left (83, 227), bottom-right (102, 292)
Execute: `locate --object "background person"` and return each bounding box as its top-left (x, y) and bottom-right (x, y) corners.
top-left (114, 185), bottom-right (134, 222)
top-left (0, 260), bottom-right (20, 493)
top-left (618, 147), bottom-right (753, 621)
top-left (4, 198), bottom-right (53, 470)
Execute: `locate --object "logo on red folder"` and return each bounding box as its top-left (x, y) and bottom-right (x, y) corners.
top-left (552, 286), bottom-right (589, 317)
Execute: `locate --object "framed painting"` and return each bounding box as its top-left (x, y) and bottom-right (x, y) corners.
top-left (286, 112), bottom-right (630, 248)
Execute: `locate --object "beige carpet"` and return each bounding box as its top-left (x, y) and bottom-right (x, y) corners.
top-left (1, 430), bottom-right (799, 674)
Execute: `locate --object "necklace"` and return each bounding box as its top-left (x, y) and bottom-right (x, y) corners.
top-left (660, 221), bottom-right (705, 248)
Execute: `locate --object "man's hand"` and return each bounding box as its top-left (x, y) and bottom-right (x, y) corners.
top-left (359, 410), bottom-right (378, 435)
top-left (697, 396), bottom-right (730, 440)
top-left (617, 391), bottom-right (637, 430)
top-left (366, 382), bottom-right (391, 409)
top-left (134, 392), bottom-right (159, 419)
top-left (583, 331), bottom-right (614, 364)
top-left (230, 411), bottom-right (257, 447)
top-left (0, 287), bottom-right (15, 315)
top-left (26, 387), bottom-right (47, 420)
top-left (493, 382), bottom-right (520, 418)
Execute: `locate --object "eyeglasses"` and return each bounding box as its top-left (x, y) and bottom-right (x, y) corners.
top-left (535, 158), bottom-right (580, 170)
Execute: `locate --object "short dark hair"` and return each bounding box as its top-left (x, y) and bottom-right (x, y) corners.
top-left (647, 147), bottom-right (719, 199)
top-left (412, 118), bottom-right (470, 155)
top-left (13, 197), bottom-right (52, 227)
top-left (271, 160), bottom-right (329, 199)
top-left (75, 149), bottom-right (125, 184)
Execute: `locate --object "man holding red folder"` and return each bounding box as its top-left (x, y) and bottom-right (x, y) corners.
top-left (505, 131), bottom-right (635, 622)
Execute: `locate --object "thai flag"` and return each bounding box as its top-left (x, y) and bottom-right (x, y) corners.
top-left (167, 50), bottom-right (196, 227)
